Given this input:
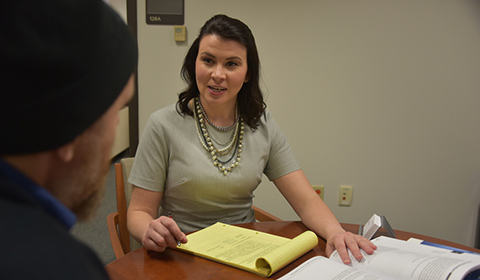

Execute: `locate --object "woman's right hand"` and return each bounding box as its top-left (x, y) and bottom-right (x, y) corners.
top-left (141, 215), bottom-right (188, 252)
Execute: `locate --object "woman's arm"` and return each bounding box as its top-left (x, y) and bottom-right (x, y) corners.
top-left (273, 170), bottom-right (376, 264)
top-left (127, 185), bottom-right (187, 252)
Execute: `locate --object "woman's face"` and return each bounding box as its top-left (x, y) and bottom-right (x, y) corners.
top-left (195, 34), bottom-right (248, 110)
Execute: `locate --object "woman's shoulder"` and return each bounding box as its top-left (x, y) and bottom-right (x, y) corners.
top-left (258, 109), bottom-right (274, 126)
top-left (148, 103), bottom-right (187, 122)
top-left (150, 103), bottom-right (178, 117)
top-left (144, 103), bottom-right (189, 131)
top-left (247, 110), bottom-right (279, 136)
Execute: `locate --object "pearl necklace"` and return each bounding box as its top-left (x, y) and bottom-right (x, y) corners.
top-left (197, 97), bottom-right (239, 132)
top-left (194, 97), bottom-right (244, 175)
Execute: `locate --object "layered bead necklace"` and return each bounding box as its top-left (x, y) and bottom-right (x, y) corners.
top-left (194, 97), bottom-right (244, 176)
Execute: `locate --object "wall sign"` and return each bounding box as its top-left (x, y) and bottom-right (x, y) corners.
top-left (146, 0), bottom-right (184, 25)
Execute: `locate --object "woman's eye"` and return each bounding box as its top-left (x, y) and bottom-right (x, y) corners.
top-left (226, 61), bottom-right (239, 67)
top-left (202, 57), bottom-right (213, 64)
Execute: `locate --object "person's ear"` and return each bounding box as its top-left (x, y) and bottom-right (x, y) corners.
top-left (55, 140), bottom-right (76, 162)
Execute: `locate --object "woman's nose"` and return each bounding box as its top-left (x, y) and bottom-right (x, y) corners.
top-left (211, 65), bottom-right (226, 81)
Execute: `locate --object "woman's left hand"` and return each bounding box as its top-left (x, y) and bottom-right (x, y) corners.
top-left (325, 231), bottom-right (377, 264)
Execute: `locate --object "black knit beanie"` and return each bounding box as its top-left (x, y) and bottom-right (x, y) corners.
top-left (0, 0), bottom-right (138, 155)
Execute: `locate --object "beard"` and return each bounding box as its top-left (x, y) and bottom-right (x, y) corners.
top-left (47, 95), bottom-right (121, 222)
top-left (70, 169), bottom-right (108, 221)
top-left (68, 150), bottom-right (111, 221)
top-left (49, 130), bottom-right (113, 222)
top-left (49, 158), bottom-right (110, 222)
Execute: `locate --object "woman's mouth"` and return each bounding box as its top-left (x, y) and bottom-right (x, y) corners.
top-left (208, 86), bottom-right (227, 93)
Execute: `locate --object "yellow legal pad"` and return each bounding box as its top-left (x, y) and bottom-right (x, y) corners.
top-left (174, 222), bottom-right (318, 277)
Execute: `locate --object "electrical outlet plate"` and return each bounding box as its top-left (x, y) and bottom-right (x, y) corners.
top-left (312, 185), bottom-right (325, 200)
top-left (339, 185), bottom-right (353, 206)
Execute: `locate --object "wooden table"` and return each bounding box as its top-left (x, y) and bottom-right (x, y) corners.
top-left (105, 221), bottom-right (480, 279)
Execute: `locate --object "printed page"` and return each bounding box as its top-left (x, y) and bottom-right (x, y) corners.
top-left (175, 222), bottom-right (317, 276)
top-left (329, 236), bottom-right (480, 280)
top-left (278, 256), bottom-right (385, 280)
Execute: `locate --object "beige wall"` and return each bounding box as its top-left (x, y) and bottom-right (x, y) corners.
top-left (136, 0), bottom-right (480, 247)
top-left (106, 0), bottom-right (126, 21)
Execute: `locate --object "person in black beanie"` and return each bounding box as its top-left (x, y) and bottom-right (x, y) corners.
top-left (0, 0), bottom-right (137, 279)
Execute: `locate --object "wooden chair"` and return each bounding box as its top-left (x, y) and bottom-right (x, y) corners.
top-left (107, 157), bottom-right (282, 259)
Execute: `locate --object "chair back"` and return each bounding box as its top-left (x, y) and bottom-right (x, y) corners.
top-left (120, 157), bottom-right (134, 207)
top-left (114, 157), bottom-right (141, 255)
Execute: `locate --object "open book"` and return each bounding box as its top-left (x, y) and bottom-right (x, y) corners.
top-left (174, 222), bottom-right (318, 277)
top-left (278, 236), bottom-right (480, 280)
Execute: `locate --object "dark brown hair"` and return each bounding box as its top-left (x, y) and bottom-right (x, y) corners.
top-left (176, 14), bottom-right (265, 129)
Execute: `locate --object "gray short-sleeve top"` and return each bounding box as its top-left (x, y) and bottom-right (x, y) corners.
top-left (128, 103), bottom-right (300, 233)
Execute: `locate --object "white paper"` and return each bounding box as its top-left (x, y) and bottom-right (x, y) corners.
top-left (278, 236), bottom-right (480, 280)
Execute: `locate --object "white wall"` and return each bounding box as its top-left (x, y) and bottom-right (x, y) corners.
top-left (136, 0), bottom-right (480, 247)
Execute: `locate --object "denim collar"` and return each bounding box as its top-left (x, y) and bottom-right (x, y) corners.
top-left (0, 158), bottom-right (76, 229)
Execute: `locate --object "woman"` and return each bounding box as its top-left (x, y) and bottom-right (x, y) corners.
top-left (127, 14), bottom-right (375, 264)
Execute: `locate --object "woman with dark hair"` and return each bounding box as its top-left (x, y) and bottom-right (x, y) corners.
top-left (177, 14), bottom-right (264, 130)
top-left (127, 14), bottom-right (375, 264)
